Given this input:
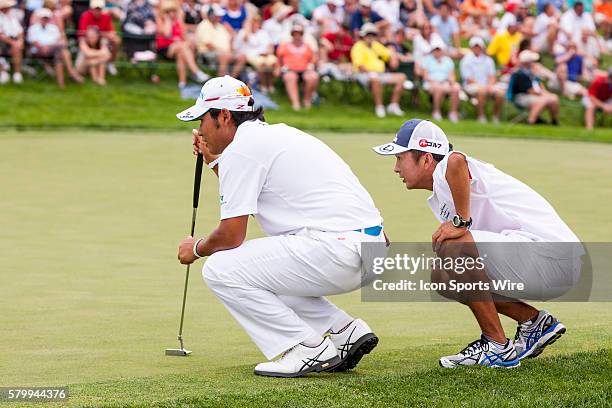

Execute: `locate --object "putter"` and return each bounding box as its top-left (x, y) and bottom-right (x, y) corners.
top-left (166, 153), bottom-right (204, 357)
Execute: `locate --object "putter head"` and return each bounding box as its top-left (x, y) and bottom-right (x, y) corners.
top-left (165, 348), bottom-right (192, 356)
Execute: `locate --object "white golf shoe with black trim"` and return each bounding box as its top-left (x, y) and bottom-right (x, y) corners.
top-left (439, 335), bottom-right (520, 369)
top-left (514, 310), bottom-right (566, 360)
top-left (254, 338), bottom-right (340, 378)
top-left (327, 319), bottom-right (379, 372)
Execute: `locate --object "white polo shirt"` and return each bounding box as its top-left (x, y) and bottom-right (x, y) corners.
top-left (217, 120), bottom-right (383, 236)
top-left (427, 152), bottom-right (580, 244)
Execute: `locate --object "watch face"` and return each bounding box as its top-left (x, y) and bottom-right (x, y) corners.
top-left (452, 214), bottom-right (460, 227)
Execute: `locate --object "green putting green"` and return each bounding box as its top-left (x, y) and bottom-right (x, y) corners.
top-left (1, 129), bottom-right (610, 407)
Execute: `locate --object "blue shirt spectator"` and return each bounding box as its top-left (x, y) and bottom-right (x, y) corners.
top-left (222, 3), bottom-right (248, 31)
top-left (422, 53), bottom-right (454, 82)
top-left (350, 2), bottom-right (384, 32)
top-left (536, 0), bottom-right (564, 14)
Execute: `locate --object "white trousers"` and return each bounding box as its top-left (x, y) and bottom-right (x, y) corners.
top-left (202, 229), bottom-right (384, 359)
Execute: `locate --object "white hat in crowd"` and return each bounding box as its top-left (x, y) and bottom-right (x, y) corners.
top-left (469, 36), bottom-right (485, 48)
top-left (519, 50), bottom-right (540, 63)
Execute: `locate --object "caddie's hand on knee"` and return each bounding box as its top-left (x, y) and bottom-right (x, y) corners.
top-left (178, 235), bottom-right (198, 265)
top-left (432, 221), bottom-right (468, 253)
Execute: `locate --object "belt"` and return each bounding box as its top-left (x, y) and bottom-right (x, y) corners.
top-left (353, 225), bottom-right (383, 237)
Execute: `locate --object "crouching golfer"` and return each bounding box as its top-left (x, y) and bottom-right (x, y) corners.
top-left (176, 76), bottom-right (385, 377)
top-left (373, 119), bottom-right (581, 368)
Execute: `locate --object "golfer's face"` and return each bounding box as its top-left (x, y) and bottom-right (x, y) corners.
top-left (394, 152), bottom-right (421, 189)
top-left (198, 113), bottom-right (223, 155)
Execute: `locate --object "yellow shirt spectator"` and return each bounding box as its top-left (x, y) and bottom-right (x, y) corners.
top-left (486, 30), bottom-right (522, 66)
top-left (195, 20), bottom-right (232, 54)
top-left (350, 40), bottom-right (391, 73)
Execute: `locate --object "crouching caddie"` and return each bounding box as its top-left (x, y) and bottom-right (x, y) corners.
top-left (373, 119), bottom-right (582, 369)
top-left (176, 76), bottom-right (386, 377)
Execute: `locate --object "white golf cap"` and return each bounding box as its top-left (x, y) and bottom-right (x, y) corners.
top-left (469, 36), bottom-right (484, 48)
top-left (176, 75), bottom-right (254, 122)
top-left (372, 119), bottom-right (450, 156)
top-left (519, 49), bottom-right (539, 63)
top-left (430, 37), bottom-right (447, 51)
top-left (90, 0), bottom-right (104, 8)
top-left (360, 22), bottom-right (378, 36)
top-left (38, 7), bottom-right (53, 18)
top-left (359, 0), bottom-right (372, 7)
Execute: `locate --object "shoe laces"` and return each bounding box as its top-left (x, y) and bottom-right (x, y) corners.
top-left (460, 338), bottom-right (488, 356)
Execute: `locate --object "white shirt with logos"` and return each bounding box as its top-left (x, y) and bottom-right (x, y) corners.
top-left (427, 151), bottom-right (580, 244)
top-left (217, 120), bottom-right (383, 236)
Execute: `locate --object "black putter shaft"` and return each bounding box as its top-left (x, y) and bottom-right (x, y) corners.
top-left (177, 153), bottom-right (204, 350)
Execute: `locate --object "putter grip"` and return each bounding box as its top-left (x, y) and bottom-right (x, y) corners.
top-left (193, 154), bottom-right (204, 209)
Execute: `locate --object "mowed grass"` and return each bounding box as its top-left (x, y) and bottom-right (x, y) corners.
top-left (1, 129), bottom-right (611, 407)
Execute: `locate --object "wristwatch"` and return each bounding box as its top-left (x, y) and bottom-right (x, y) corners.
top-left (452, 214), bottom-right (472, 229)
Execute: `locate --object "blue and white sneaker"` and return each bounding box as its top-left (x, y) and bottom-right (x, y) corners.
top-left (439, 335), bottom-right (520, 369)
top-left (514, 310), bottom-right (566, 360)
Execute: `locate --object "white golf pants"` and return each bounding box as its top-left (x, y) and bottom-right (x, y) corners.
top-left (202, 228), bottom-right (385, 359)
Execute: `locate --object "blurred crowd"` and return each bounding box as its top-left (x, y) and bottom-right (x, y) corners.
top-left (0, 0), bottom-right (610, 127)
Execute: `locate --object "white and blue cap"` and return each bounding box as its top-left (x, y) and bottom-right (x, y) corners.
top-left (372, 119), bottom-right (450, 156)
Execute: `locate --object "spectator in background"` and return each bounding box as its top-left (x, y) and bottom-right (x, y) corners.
top-left (411, 21), bottom-right (444, 75)
top-left (0, 0), bottom-right (23, 84)
top-left (28, 8), bottom-right (83, 87)
top-left (372, 0), bottom-right (401, 29)
top-left (300, 0), bottom-right (325, 19)
top-left (78, 0), bottom-right (121, 75)
top-left (594, 0), bottom-right (611, 39)
top-left (234, 14), bottom-right (277, 92)
top-left (76, 26), bottom-right (110, 85)
top-left (509, 50), bottom-right (560, 125)
top-left (532, 2), bottom-right (559, 54)
top-left (487, 16), bottom-right (522, 66)
top-left (223, 0), bottom-right (249, 33)
top-left (275, 23), bottom-right (319, 110)
top-left (460, 36), bottom-right (504, 124)
top-left (262, 2), bottom-right (293, 46)
top-left (350, 23), bottom-right (405, 118)
top-left (537, 0), bottom-right (564, 14)
top-left (399, 0), bottom-right (426, 28)
top-left (350, 0), bottom-right (388, 38)
top-left (181, 0), bottom-right (203, 31)
top-left (196, 5), bottom-right (246, 78)
top-left (421, 38), bottom-right (460, 122)
top-left (29, 0), bottom-right (73, 35)
top-left (568, 0), bottom-right (594, 13)
top-left (551, 41), bottom-right (588, 98)
top-left (318, 20), bottom-right (353, 80)
top-left (157, 0), bottom-right (209, 87)
top-left (430, 2), bottom-right (460, 56)
top-left (583, 69), bottom-right (611, 129)
top-left (560, 1), bottom-right (597, 45)
top-left (123, 0), bottom-right (156, 35)
top-left (312, 0), bottom-right (344, 35)
top-left (460, 0), bottom-right (493, 24)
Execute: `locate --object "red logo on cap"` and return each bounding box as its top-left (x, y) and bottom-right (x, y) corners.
top-left (419, 139), bottom-right (429, 148)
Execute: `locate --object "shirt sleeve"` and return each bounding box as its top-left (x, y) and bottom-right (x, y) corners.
top-left (218, 152), bottom-right (268, 220)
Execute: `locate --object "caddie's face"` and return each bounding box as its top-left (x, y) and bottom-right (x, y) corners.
top-left (394, 151), bottom-right (427, 189)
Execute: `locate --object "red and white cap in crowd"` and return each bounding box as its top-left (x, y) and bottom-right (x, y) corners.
top-left (176, 76), bottom-right (254, 122)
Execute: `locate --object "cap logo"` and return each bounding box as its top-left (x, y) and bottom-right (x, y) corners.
top-left (419, 139), bottom-right (442, 149)
top-left (237, 85), bottom-right (252, 97)
top-left (381, 144), bottom-right (395, 152)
